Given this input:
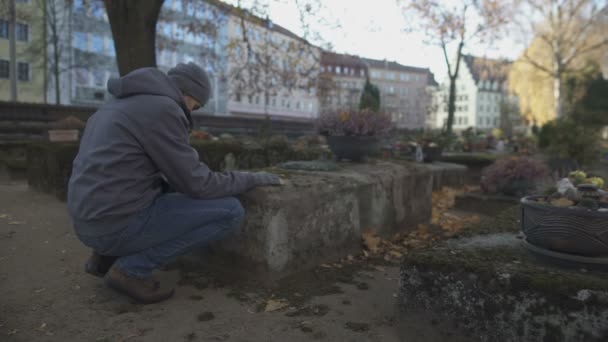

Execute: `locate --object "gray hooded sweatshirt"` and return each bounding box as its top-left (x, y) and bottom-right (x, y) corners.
top-left (67, 67), bottom-right (278, 236)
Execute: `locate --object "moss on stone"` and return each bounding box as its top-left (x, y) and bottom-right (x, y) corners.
top-left (404, 240), bottom-right (608, 306)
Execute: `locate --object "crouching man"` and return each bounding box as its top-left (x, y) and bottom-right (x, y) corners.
top-left (67, 62), bottom-right (281, 304)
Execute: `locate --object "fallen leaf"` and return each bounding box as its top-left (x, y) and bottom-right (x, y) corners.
top-left (320, 264), bottom-right (332, 269)
top-left (8, 221), bottom-right (25, 225)
top-left (389, 250), bottom-right (403, 258)
top-left (264, 299), bottom-right (289, 312)
top-left (34, 288), bottom-right (46, 293)
top-left (8, 329), bottom-right (17, 335)
top-left (0, 214), bottom-right (8, 219)
top-left (550, 198), bottom-right (574, 207)
top-left (346, 255), bottom-right (354, 261)
top-left (362, 232), bottom-right (381, 253)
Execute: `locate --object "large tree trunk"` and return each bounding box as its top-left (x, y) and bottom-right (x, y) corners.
top-left (103, 0), bottom-right (164, 76)
top-left (446, 75), bottom-right (457, 134)
top-left (444, 42), bottom-right (464, 136)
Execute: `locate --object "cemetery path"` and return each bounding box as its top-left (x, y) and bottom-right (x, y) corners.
top-left (0, 183), bottom-right (464, 342)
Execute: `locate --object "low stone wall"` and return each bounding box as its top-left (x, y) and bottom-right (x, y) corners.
top-left (399, 209), bottom-right (608, 342)
top-left (211, 161), bottom-right (433, 276)
top-left (440, 153), bottom-right (499, 184)
top-left (26, 141), bottom-right (329, 201)
top-left (423, 162), bottom-right (467, 190)
top-left (455, 192), bottom-right (520, 216)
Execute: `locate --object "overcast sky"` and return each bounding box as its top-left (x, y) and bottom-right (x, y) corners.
top-left (225, 0), bottom-right (526, 83)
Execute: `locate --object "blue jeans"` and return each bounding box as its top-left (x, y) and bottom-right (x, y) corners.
top-left (76, 194), bottom-right (245, 278)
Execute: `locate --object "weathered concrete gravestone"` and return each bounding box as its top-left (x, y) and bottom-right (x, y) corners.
top-left (207, 161), bottom-right (452, 277)
top-left (399, 212), bottom-right (608, 342)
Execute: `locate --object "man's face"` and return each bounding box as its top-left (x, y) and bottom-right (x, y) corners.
top-left (184, 95), bottom-right (201, 112)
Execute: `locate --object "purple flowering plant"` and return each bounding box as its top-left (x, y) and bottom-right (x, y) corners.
top-left (316, 110), bottom-right (393, 137)
top-left (481, 156), bottom-right (550, 195)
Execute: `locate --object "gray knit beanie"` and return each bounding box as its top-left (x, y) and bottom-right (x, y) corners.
top-left (168, 62), bottom-right (212, 106)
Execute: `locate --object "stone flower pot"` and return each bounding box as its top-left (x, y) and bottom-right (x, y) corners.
top-left (48, 129), bottom-right (80, 142)
top-left (422, 145), bottom-right (443, 163)
top-left (521, 195), bottom-right (608, 257)
top-left (326, 135), bottom-right (380, 162)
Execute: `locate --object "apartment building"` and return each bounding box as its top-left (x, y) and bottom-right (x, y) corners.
top-left (429, 55), bottom-right (514, 132)
top-left (318, 51), bottom-right (368, 112)
top-left (362, 58), bottom-right (437, 130)
top-left (224, 13), bottom-right (320, 120)
top-left (0, 0), bottom-right (46, 103)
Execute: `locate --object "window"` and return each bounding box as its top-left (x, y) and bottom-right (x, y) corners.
top-left (494, 117), bottom-right (499, 126)
top-left (74, 32), bottom-right (88, 50)
top-left (255, 96), bottom-right (260, 105)
top-left (76, 69), bottom-right (90, 85)
top-left (0, 59), bottom-right (8, 78)
top-left (17, 62), bottom-right (29, 81)
top-left (336, 66), bottom-right (341, 74)
top-left (478, 118), bottom-right (482, 125)
top-left (464, 117), bottom-right (468, 125)
top-left (93, 70), bottom-right (105, 87)
top-left (344, 67), bottom-right (349, 74)
top-left (360, 69), bottom-right (365, 77)
top-left (0, 19), bottom-right (8, 39)
top-left (235, 93), bottom-right (241, 102)
top-left (105, 37), bottom-right (115, 56)
top-left (321, 65), bottom-right (325, 72)
top-left (389, 86), bottom-right (394, 94)
top-left (92, 35), bottom-right (104, 53)
top-left (16, 23), bottom-right (28, 41)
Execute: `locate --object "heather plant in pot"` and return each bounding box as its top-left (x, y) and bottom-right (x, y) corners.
top-left (316, 110), bottom-right (392, 161)
top-left (480, 156), bottom-right (550, 197)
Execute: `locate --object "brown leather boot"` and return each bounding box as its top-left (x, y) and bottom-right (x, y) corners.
top-left (85, 251), bottom-right (118, 277)
top-left (104, 266), bottom-right (174, 304)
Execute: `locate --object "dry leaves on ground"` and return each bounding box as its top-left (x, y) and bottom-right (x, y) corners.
top-left (359, 187), bottom-right (480, 263)
top-left (264, 299), bottom-right (289, 312)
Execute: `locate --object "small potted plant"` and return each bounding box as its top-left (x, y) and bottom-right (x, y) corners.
top-left (417, 130), bottom-right (448, 163)
top-left (48, 116), bottom-right (86, 142)
top-left (316, 110), bottom-right (392, 162)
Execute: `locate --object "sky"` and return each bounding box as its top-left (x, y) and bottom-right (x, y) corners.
top-left (226, 0), bottom-right (527, 83)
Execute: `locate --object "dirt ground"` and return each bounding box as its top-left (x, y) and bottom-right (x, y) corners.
top-left (0, 182), bottom-right (465, 342)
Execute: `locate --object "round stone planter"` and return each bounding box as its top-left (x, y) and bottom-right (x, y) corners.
top-left (325, 135), bottom-right (380, 162)
top-left (520, 196), bottom-right (608, 257)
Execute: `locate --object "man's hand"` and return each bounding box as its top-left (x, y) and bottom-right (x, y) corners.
top-left (251, 172), bottom-right (285, 187)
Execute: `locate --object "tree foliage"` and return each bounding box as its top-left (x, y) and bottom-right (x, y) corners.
top-left (513, 0), bottom-right (608, 118)
top-left (359, 79), bottom-right (380, 111)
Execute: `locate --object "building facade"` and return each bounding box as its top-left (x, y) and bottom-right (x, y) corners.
top-left (363, 58), bottom-right (437, 130)
top-left (429, 55), bottom-right (515, 132)
top-left (224, 13), bottom-right (320, 120)
top-left (0, 0), bottom-right (46, 103)
top-left (318, 51), bottom-right (368, 112)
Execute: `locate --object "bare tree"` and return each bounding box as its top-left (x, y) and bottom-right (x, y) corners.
top-left (514, 0), bottom-right (608, 118)
top-left (225, 0), bottom-right (327, 115)
top-left (399, 0), bottom-right (511, 135)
